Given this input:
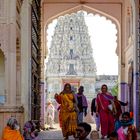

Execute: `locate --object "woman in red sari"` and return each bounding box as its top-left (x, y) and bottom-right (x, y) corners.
top-left (96, 84), bottom-right (115, 139)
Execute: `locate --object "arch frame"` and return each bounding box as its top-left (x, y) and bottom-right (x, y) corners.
top-left (42, 4), bottom-right (121, 59)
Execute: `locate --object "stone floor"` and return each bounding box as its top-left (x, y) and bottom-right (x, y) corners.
top-left (37, 123), bottom-right (96, 140)
top-left (37, 123), bottom-right (140, 140)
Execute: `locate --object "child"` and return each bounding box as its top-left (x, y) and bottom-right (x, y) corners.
top-left (117, 112), bottom-right (137, 140)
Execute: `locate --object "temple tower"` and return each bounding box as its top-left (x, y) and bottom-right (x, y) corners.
top-left (46, 11), bottom-right (96, 101)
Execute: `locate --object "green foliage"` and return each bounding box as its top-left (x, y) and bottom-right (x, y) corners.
top-left (111, 83), bottom-right (118, 96)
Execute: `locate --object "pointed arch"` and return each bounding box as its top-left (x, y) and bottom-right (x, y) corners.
top-left (43, 4), bottom-right (120, 58)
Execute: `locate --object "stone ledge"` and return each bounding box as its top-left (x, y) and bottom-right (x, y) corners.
top-left (0, 106), bottom-right (24, 113)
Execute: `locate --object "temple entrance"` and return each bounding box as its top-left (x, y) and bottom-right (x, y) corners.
top-left (44, 9), bottom-right (119, 130)
top-left (0, 0), bottom-right (140, 137)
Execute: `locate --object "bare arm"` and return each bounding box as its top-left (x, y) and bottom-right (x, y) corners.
top-left (119, 100), bottom-right (128, 106)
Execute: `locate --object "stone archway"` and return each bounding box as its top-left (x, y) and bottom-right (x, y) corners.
top-left (41, 0), bottom-right (140, 130)
top-left (42, 4), bottom-right (121, 59)
top-left (41, 1), bottom-right (121, 125)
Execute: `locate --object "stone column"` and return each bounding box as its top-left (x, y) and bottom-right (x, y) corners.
top-left (6, 0), bottom-right (17, 106)
top-left (21, 0), bottom-right (32, 122)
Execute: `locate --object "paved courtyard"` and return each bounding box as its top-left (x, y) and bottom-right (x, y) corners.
top-left (37, 123), bottom-right (140, 140)
top-left (37, 123), bottom-right (97, 140)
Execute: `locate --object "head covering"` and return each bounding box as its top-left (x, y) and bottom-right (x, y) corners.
top-left (101, 84), bottom-right (108, 91)
top-left (47, 100), bottom-right (52, 104)
top-left (7, 117), bottom-right (19, 130)
top-left (61, 83), bottom-right (72, 94)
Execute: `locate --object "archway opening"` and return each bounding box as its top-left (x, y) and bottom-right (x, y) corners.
top-left (44, 10), bottom-right (118, 123)
top-left (45, 10), bottom-right (118, 95)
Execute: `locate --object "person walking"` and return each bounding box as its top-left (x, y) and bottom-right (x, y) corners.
top-left (54, 83), bottom-right (78, 140)
top-left (75, 86), bottom-right (88, 124)
top-left (46, 101), bottom-right (55, 129)
top-left (91, 97), bottom-right (100, 131)
top-left (96, 84), bottom-right (115, 139)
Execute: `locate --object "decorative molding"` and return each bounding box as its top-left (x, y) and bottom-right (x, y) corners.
top-left (0, 105), bottom-right (24, 113)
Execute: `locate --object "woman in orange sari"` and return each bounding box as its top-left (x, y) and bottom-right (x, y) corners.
top-left (1, 117), bottom-right (23, 140)
top-left (55, 83), bottom-right (78, 140)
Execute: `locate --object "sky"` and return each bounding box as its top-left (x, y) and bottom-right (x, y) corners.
top-left (47, 12), bottom-right (118, 75)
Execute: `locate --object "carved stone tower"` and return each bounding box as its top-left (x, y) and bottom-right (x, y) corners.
top-left (46, 11), bottom-right (96, 101)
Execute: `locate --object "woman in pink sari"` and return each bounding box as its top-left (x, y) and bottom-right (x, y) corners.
top-left (96, 84), bottom-right (115, 139)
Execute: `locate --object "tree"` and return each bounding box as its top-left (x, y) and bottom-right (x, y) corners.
top-left (111, 82), bottom-right (118, 96)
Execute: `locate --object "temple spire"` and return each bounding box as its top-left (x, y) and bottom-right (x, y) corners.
top-left (46, 11), bottom-right (96, 101)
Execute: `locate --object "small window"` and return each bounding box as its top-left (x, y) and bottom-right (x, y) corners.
top-left (0, 95), bottom-right (6, 105)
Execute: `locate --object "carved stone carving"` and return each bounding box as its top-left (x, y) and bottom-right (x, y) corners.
top-left (0, 105), bottom-right (24, 113)
top-left (46, 11), bottom-right (96, 100)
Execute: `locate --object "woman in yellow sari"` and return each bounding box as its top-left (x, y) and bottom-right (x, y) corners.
top-left (55, 83), bottom-right (78, 140)
top-left (1, 117), bottom-right (23, 140)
